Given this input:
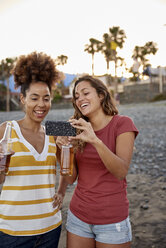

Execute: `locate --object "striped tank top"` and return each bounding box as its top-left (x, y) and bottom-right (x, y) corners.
top-left (0, 120), bottom-right (62, 236)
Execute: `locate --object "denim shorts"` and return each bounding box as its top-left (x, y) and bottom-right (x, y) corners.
top-left (66, 209), bottom-right (132, 244)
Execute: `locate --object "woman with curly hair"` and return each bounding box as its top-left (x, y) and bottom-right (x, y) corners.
top-left (56, 75), bottom-right (139, 248)
top-left (0, 51), bottom-right (65, 248)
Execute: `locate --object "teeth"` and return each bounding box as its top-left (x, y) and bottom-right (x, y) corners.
top-left (81, 103), bottom-right (88, 108)
top-left (35, 111), bottom-right (44, 114)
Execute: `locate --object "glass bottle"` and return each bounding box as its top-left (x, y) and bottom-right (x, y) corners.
top-left (60, 144), bottom-right (74, 176)
top-left (0, 122), bottom-right (12, 174)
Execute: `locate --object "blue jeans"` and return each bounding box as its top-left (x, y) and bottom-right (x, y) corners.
top-left (0, 225), bottom-right (61, 248)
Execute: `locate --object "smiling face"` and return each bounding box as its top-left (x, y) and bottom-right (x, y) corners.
top-left (74, 80), bottom-right (103, 118)
top-left (20, 81), bottom-right (51, 123)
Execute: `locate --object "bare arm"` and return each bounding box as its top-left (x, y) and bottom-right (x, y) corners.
top-left (0, 122), bottom-right (7, 140)
top-left (56, 145), bottom-right (61, 164)
top-left (91, 132), bottom-right (135, 180)
top-left (53, 150), bottom-right (78, 209)
top-left (69, 118), bottom-right (135, 180)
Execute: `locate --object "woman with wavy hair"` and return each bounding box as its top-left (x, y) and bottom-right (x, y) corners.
top-left (56, 75), bottom-right (139, 248)
top-left (0, 51), bottom-right (64, 248)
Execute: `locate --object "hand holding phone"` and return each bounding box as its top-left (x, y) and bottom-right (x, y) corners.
top-left (45, 121), bottom-right (76, 136)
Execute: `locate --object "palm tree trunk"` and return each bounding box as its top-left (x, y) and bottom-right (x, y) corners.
top-left (114, 59), bottom-right (118, 93)
top-left (107, 60), bottom-right (109, 75)
top-left (92, 54), bottom-right (94, 76)
top-left (6, 77), bottom-right (10, 112)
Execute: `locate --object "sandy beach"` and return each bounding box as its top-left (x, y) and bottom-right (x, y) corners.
top-left (58, 101), bottom-right (166, 248)
top-left (0, 101), bottom-right (166, 247)
top-left (58, 172), bottom-right (166, 248)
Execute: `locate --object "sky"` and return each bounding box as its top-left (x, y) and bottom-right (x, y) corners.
top-left (0, 0), bottom-right (166, 76)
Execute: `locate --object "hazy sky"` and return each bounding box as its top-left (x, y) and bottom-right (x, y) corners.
top-left (0, 0), bottom-right (166, 75)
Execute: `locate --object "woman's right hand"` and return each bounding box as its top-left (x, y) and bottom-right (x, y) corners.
top-left (56, 136), bottom-right (70, 149)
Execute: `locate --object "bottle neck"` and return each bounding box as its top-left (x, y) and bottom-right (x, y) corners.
top-left (0, 122), bottom-right (12, 154)
top-left (3, 122), bottom-right (12, 141)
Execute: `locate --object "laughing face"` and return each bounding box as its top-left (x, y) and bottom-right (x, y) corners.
top-left (20, 81), bottom-right (51, 123)
top-left (74, 80), bottom-right (103, 118)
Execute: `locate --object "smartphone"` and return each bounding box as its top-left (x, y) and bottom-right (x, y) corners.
top-left (45, 120), bottom-right (76, 136)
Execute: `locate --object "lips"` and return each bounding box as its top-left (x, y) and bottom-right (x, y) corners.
top-left (34, 110), bottom-right (46, 118)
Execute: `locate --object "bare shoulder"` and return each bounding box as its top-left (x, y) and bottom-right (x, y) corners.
top-left (0, 121), bottom-right (8, 140)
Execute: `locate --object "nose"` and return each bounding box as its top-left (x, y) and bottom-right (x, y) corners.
top-left (38, 99), bottom-right (45, 107)
top-left (77, 94), bottom-right (84, 102)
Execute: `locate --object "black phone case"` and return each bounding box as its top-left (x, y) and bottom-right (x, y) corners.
top-left (45, 121), bottom-right (76, 136)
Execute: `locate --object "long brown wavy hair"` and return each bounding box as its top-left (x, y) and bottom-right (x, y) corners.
top-left (72, 75), bottom-right (118, 151)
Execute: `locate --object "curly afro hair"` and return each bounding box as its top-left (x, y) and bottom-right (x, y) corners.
top-left (11, 51), bottom-right (60, 96)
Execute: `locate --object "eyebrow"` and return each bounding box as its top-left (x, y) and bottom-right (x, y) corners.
top-left (75, 87), bottom-right (89, 94)
top-left (30, 93), bottom-right (38, 96)
top-left (30, 93), bottom-right (50, 97)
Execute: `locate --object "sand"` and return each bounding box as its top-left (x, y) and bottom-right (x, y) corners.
top-left (58, 172), bottom-right (166, 248)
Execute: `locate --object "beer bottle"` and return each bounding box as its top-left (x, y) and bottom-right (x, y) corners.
top-left (60, 144), bottom-right (74, 176)
top-left (0, 122), bottom-right (12, 174)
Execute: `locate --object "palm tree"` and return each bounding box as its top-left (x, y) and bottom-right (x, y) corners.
top-left (100, 26), bottom-right (126, 92)
top-left (54, 55), bottom-right (68, 96)
top-left (109, 26), bottom-right (126, 48)
top-left (132, 41), bottom-right (158, 69)
top-left (109, 27), bottom-right (126, 79)
top-left (100, 27), bottom-right (126, 73)
top-left (55, 55), bottom-right (68, 66)
top-left (100, 33), bottom-right (112, 75)
top-left (84, 38), bottom-right (102, 75)
top-left (0, 57), bottom-right (17, 111)
top-left (116, 56), bottom-right (125, 77)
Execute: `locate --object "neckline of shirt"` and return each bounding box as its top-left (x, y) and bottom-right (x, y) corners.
top-left (12, 120), bottom-right (49, 160)
top-left (94, 115), bottom-right (118, 135)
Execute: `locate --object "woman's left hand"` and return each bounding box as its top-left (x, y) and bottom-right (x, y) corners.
top-left (52, 193), bottom-right (64, 210)
top-left (69, 118), bottom-right (98, 144)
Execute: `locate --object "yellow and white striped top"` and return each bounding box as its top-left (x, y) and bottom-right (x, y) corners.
top-left (0, 120), bottom-right (62, 236)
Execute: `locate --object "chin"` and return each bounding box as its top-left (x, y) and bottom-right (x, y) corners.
top-left (34, 116), bottom-right (46, 122)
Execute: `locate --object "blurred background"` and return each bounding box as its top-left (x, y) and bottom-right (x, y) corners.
top-left (0, 1), bottom-right (166, 247)
top-left (0, 0), bottom-right (166, 111)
